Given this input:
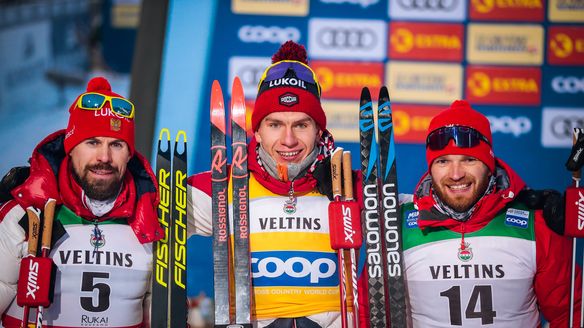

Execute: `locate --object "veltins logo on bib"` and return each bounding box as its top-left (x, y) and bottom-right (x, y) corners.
top-left (505, 208), bottom-right (530, 229)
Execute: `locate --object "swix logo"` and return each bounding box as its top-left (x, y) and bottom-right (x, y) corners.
top-left (341, 204), bottom-right (356, 243)
top-left (576, 191), bottom-right (584, 230)
top-left (26, 260), bottom-right (40, 299)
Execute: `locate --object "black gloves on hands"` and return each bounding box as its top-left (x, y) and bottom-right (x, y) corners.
top-left (312, 156), bottom-right (334, 201)
top-left (0, 166), bottom-right (30, 203)
top-left (517, 188), bottom-right (565, 235)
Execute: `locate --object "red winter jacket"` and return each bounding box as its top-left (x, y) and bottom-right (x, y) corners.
top-left (7, 129), bottom-right (163, 244)
top-left (358, 158), bottom-right (581, 328)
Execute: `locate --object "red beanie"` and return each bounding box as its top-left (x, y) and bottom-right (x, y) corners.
top-left (252, 41), bottom-right (326, 131)
top-left (64, 77), bottom-right (135, 155)
top-left (426, 100), bottom-right (495, 172)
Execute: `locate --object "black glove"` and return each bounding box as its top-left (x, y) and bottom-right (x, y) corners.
top-left (565, 128), bottom-right (584, 172)
top-left (312, 156), bottom-right (333, 201)
top-left (0, 166), bottom-right (30, 203)
top-left (517, 188), bottom-right (565, 235)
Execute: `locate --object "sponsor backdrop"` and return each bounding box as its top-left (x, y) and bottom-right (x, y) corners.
top-left (182, 0), bottom-right (584, 302)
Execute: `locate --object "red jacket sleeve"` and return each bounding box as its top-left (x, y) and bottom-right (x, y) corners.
top-left (534, 210), bottom-right (582, 327)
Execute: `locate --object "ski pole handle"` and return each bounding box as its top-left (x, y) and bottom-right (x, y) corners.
top-left (331, 148), bottom-right (344, 200)
top-left (342, 152), bottom-right (353, 201)
top-left (41, 199), bottom-right (56, 254)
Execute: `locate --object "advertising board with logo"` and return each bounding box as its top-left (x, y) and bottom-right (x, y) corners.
top-left (388, 0), bottom-right (467, 22)
top-left (466, 23), bottom-right (544, 65)
top-left (389, 22), bottom-right (464, 62)
top-left (466, 66), bottom-right (541, 106)
top-left (312, 60), bottom-right (384, 99)
top-left (548, 26), bottom-right (584, 65)
top-left (542, 107), bottom-right (584, 148)
top-left (469, 0), bottom-right (544, 21)
top-left (548, 0), bottom-right (584, 22)
top-left (543, 67), bottom-right (584, 106)
top-left (308, 17), bottom-right (386, 60)
top-left (231, 0), bottom-right (309, 16)
top-left (386, 61), bottom-right (462, 104)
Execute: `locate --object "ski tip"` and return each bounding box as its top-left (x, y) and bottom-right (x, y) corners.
top-left (379, 85), bottom-right (390, 102)
top-left (175, 130), bottom-right (187, 143)
top-left (232, 76), bottom-right (243, 91)
top-left (158, 128), bottom-right (171, 141)
top-left (360, 87), bottom-right (371, 99)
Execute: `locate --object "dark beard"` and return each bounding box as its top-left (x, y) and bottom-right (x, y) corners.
top-left (432, 176), bottom-right (490, 213)
top-left (73, 163), bottom-right (123, 201)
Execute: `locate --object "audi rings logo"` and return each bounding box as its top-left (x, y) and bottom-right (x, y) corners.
top-left (552, 76), bottom-right (584, 94)
top-left (237, 66), bottom-right (264, 88)
top-left (398, 0), bottom-right (458, 11)
top-left (551, 116), bottom-right (584, 139)
top-left (229, 57), bottom-right (272, 97)
top-left (238, 25), bottom-right (301, 44)
top-left (317, 27), bottom-right (377, 49)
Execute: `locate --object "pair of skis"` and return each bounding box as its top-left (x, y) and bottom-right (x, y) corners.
top-left (210, 77), bottom-right (252, 328)
top-left (359, 86), bottom-right (407, 328)
top-left (152, 129), bottom-right (188, 327)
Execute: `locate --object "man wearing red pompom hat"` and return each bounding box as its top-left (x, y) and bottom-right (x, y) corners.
top-left (357, 100), bottom-right (580, 327)
top-left (188, 41), bottom-right (359, 327)
top-left (0, 77), bottom-right (163, 327)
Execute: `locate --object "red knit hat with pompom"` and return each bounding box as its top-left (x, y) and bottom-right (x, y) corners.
top-left (64, 77), bottom-right (135, 155)
top-left (252, 40), bottom-right (326, 131)
top-left (426, 100), bottom-right (495, 172)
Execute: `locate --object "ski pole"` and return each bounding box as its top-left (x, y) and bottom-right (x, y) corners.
top-left (34, 199), bottom-right (56, 328)
top-left (330, 148), bottom-right (349, 328)
top-left (342, 151), bottom-right (360, 328)
top-left (21, 206), bottom-right (41, 327)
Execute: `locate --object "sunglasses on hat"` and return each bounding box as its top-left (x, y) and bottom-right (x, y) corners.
top-left (76, 92), bottom-right (135, 119)
top-left (258, 60), bottom-right (321, 97)
top-left (426, 125), bottom-right (490, 151)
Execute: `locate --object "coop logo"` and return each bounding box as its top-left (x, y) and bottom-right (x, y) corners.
top-left (389, 0), bottom-right (466, 21)
top-left (505, 208), bottom-right (530, 229)
top-left (309, 18), bottom-right (386, 60)
top-left (548, 27), bottom-right (584, 65)
top-left (229, 56), bottom-right (271, 98)
top-left (251, 251), bottom-right (337, 286)
top-left (466, 67), bottom-right (541, 105)
top-left (389, 22), bottom-right (463, 61)
top-left (319, 0), bottom-right (380, 8)
top-left (238, 25), bottom-right (301, 44)
top-left (552, 76), bottom-right (584, 94)
top-left (312, 61), bottom-right (383, 99)
top-left (487, 115), bottom-right (532, 137)
top-left (542, 108), bottom-right (584, 147)
top-left (470, 0), bottom-right (543, 21)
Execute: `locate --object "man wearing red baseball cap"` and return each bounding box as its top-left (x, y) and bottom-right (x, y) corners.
top-left (359, 99), bottom-right (580, 327)
top-left (0, 77), bottom-right (162, 327)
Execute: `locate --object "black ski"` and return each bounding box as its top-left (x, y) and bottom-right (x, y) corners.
top-left (211, 80), bottom-right (231, 327)
top-left (230, 77), bottom-right (252, 327)
top-left (152, 129), bottom-right (171, 328)
top-left (377, 86), bottom-right (406, 327)
top-left (170, 130), bottom-right (188, 327)
top-left (359, 87), bottom-right (388, 328)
